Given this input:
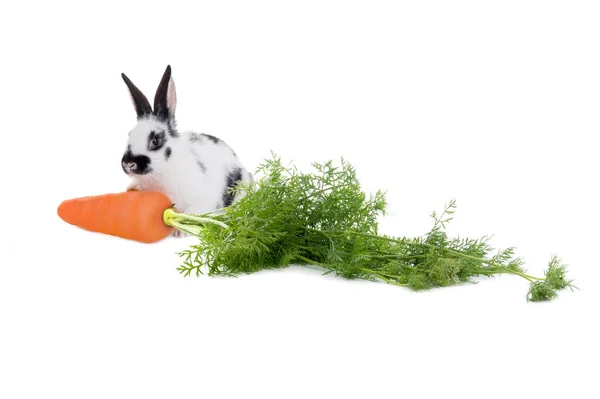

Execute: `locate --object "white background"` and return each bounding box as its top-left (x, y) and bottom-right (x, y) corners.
top-left (1, 1), bottom-right (599, 398)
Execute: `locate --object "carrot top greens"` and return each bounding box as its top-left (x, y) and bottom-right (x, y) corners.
top-left (175, 153), bottom-right (576, 301)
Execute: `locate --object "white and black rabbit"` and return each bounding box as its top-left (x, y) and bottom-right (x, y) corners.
top-left (120, 65), bottom-right (252, 236)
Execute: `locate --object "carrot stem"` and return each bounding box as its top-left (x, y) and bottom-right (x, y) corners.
top-left (163, 208), bottom-right (229, 236)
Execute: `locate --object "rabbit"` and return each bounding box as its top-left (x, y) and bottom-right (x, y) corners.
top-left (120, 65), bottom-right (253, 237)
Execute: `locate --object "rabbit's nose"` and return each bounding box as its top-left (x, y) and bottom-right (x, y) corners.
top-left (122, 161), bottom-right (137, 173)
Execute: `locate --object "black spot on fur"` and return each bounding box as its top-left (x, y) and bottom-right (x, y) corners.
top-left (202, 133), bottom-right (222, 144)
top-left (148, 130), bottom-right (166, 151)
top-left (165, 147), bottom-right (172, 160)
top-left (166, 122), bottom-right (179, 138)
top-left (222, 168), bottom-right (243, 207)
top-left (196, 160), bottom-right (206, 173)
top-left (189, 133), bottom-right (203, 142)
top-left (122, 145), bottom-right (151, 175)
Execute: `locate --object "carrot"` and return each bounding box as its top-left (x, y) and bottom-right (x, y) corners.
top-left (57, 191), bottom-right (228, 243)
top-left (57, 191), bottom-right (174, 243)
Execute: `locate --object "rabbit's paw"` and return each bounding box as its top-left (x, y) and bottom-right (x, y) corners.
top-left (126, 182), bottom-right (143, 192)
top-left (171, 229), bottom-right (190, 238)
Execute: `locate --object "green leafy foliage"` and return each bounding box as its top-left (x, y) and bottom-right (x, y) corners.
top-left (526, 256), bottom-right (578, 301)
top-left (175, 153), bottom-right (576, 301)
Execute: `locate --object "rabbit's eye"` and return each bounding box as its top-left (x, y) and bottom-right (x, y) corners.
top-left (148, 131), bottom-right (166, 151)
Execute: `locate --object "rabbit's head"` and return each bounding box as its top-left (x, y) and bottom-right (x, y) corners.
top-left (120, 65), bottom-right (178, 176)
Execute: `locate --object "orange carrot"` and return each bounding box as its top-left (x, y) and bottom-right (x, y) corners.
top-left (57, 191), bottom-right (175, 243)
top-left (57, 191), bottom-right (228, 243)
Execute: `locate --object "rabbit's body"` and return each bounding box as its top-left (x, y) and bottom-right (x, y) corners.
top-left (127, 127), bottom-right (250, 215)
top-left (121, 66), bottom-right (251, 231)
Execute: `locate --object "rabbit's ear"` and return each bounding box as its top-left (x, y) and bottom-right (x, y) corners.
top-left (153, 65), bottom-right (176, 121)
top-left (122, 73), bottom-right (153, 118)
